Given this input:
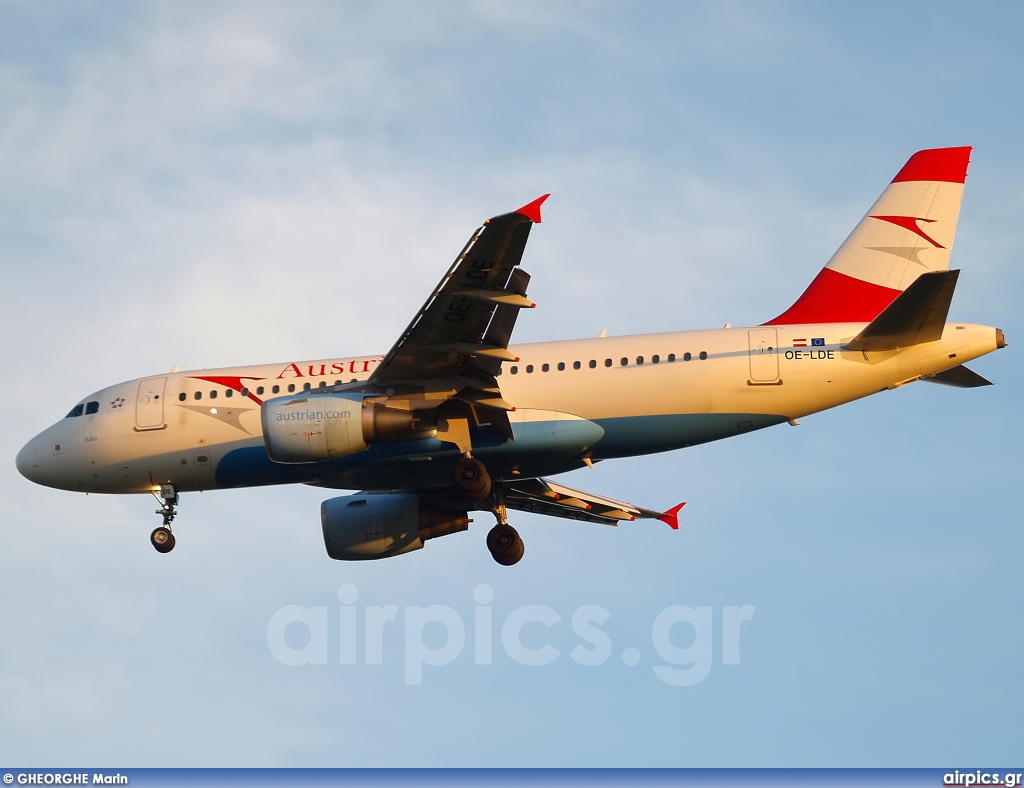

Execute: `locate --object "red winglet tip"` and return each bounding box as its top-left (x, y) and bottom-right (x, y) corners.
top-left (658, 502), bottom-right (687, 530)
top-left (515, 194), bottom-right (550, 223)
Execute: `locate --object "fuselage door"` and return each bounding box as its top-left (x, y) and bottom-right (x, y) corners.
top-left (136, 377), bottom-right (167, 430)
top-left (747, 329), bottom-right (780, 384)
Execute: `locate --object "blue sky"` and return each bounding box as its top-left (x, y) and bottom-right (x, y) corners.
top-left (1, 0), bottom-right (1021, 768)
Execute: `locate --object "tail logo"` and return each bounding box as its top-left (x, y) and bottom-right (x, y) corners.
top-left (869, 215), bottom-right (945, 249)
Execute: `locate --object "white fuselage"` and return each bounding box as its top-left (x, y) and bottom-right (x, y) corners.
top-left (16, 320), bottom-right (1002, 496)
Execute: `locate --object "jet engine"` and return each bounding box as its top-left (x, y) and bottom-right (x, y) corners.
top-left (262, 392), bottom-right (418, 463)
top-left (321, 493), bottom-right (470, 560)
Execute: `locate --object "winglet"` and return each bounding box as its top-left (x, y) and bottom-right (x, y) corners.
top-left (658, 502), bottom-right (687, 530)
top-left (515, 194), bottom-right (550, 223)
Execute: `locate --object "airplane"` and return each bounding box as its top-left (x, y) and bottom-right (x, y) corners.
top-left (16, 146), bottom-right (1006, 566)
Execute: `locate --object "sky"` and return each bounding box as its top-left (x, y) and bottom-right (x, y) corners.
top-left (1, 0), bottom-right (1022, 769)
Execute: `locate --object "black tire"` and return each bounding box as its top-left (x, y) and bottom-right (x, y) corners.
top-left (486, 523), bottom-right (524, 566)
top-left (151, 527), bottom-right (176, 554)
top-left (453, 457), bottom-right (492, 501)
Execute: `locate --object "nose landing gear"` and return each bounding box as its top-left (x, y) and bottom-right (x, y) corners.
top-left (150, 484), bottom-right (178, 554)
top-left (150, 526), bottom-right (176, 553)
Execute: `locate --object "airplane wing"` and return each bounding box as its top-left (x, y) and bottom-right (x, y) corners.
top-left (361, 195), bottom-right (549, 442)
top-left (502, 477), bottom-right (686, 529)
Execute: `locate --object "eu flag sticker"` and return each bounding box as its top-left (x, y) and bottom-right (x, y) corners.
top-left (811, 337), bottom-right (825, 347)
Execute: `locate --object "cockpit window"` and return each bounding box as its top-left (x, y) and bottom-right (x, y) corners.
top-left (65, 400), bottom-right (100, 417)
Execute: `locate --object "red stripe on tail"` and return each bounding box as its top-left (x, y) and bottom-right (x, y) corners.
top-left (891, 146), bottom-right (970, 184)
top-left (764, 268), bottom-right (901, 326)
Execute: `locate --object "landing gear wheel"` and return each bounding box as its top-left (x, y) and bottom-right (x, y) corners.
top-left (150, 526), bottom-right (176, 554)
top-left (486, 523), bottom-right (524, 566)
top-left (454, 457), bottom-right (492, 501)
top-left (150, 485), bottom-right (179, 554)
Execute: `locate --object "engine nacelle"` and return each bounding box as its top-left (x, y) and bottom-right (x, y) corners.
top-left (321, 493), bottom-right (470, 560)
top-left (261, 392), bottom-right (418, 463)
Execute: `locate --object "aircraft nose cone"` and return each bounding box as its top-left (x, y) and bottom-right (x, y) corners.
top-left (16, 438), bottom-right (42, 483)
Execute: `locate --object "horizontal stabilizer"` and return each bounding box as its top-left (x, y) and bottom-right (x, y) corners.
top-left (923, 364), bottom-right (993, 388)
top-left (844, 269), bottom-right (959, 351)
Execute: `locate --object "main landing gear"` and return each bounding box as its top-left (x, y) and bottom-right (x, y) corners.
top-left (150, 484), bottom-right (178, 554)
top-left (453, 456), bottom-right (524, 566)
top-left (486, 518), bottom-right (524, 566)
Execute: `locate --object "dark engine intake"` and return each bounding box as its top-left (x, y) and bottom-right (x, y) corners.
top-left (321, 493), bottom-right (470, 560)
top-left (261, 392), bottom-right (418, 463)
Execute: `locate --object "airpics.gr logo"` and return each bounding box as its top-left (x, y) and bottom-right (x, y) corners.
top-left (266, 584), bottom-right (756, 686)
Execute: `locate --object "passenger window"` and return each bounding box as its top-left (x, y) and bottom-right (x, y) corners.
top-left (526, 365), bottom-right (534, 373)
top-left (604, 359), bottom-right (612, 367)
top-left (288, 384), bottom-right (296, 393)
top-left (620, 357), bottom-right (628, 367)
top-left (210, 390), bottom-right (217, 399)
top-left (700, 351), bottom-right (708, 360)
top-left (589, 360), bottom-right (597, 369)
top-left (668, 353), bottom-right (676, 362)
top-left (652, 355), bottom-right (660, 364)
top-left (510, 366), bottom-right (518, 375)
top-left (557, 362), bottom-right (565, 371)
top-left (272, 385), bottom-right (280, 394)
top-left (256, 386), bottom-right (265, 395)
top-left (225, 389), bottom-right (234, 398)
top-left (684, 352), bottom-right (692, 361)
top-left (85, 401), bottom-right (99, 414)
top-left (637, 356), bottom-right (644, 365)
top-left (241, 388), bottom-right (249, 397)
top-left (194, 391), bottom-right (202, 400)
top-left (573, 361), bottom-right (581, 370)
top-left (303, 383), bottom-right (311, 391)
top-left (542, 363), bottom-right (550, 372)
top-left (178, 392), bottom-right (186, 402)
